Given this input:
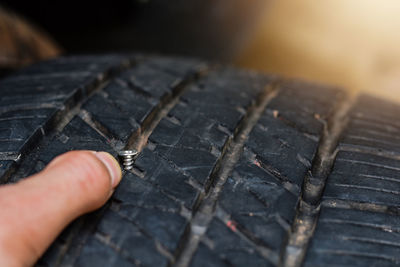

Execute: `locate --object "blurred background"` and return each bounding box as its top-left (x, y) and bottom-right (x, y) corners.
top-left (238, 0), bottom-right (400, 102)
top-left (1, 0), bottom-right (400, 102)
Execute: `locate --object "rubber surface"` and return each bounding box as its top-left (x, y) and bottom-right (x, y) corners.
top-left (0, 55), bottom-right (399, 267)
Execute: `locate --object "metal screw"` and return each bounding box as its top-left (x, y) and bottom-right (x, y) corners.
top-left (118, 150), bottom-right (138, 170)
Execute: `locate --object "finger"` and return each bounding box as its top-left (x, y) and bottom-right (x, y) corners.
top-left (0, 150), bottom-right (122, 267)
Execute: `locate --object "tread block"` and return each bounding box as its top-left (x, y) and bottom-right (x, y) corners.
top-left (267, 80), bottom-right (341, 135)
top-left (219, 154), bottom-right (296, 251)
top-left (248, 114), bottom-right (317, 186)
top-left (324, 151), bottom-right (400, 206)
top-left (180, 69), bottom-right (271, 132)
top-left (114, 173), bottom-right (180, 211)
top-left (117, 205), bottom-right (187, 252)
top-left (168, 104), bottom-right (231, 150)
top-left (96, 210), bottom-right (169, 266)
top-left (190, 219), bottom-right (275, 267)
top-left (0, 108), bottom-right (57, 153)
top-left (151, 110), bottom-right (228, 152)
top-left (190, 244), bottom-right (230, 267)
top-left (82, 94), bottom-right (139, 141)
top-left (113, 174), bottom-right (190, 253)
top-left (103, 80), bottom-right (156, 124)
top-left (134, 149), bottom-right (200, 208)
top-left (33, 116), bottom-right (114, 175)
top-left (0, 91), bottom-right (72, 106)
top-left (305, 207), bottom-right (400, 267)
top-left (341, 94), bottom-right (400, 153)
top-left (119, 60), bottom-right (193, 99)
top-left (150, 113), bottom-right (224, 185)
top-left (75, 237), bottom-right (133, 267)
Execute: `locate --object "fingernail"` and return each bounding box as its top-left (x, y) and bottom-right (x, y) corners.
top-left (93, 152), bottom-right (122, 188)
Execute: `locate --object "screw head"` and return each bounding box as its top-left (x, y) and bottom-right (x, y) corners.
top-left (118, 150), bottom-right (138, 157)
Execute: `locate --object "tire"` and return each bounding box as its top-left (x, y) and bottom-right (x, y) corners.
top-left (0, 55), bottom-right (399, 267)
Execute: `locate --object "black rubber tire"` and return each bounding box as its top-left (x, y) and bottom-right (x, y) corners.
top-left (1, 55), bottom-right (399, 267)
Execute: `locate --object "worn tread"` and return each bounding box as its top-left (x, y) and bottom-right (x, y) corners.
top-left (0, 56), bottom-right (398, 267)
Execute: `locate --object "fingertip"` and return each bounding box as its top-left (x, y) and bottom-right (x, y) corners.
top-left (43, 151), bottom-right (119, 209)
top-left (0, 150), bottom-right (123, 266)
top-left (93, 152), bottom-right (122, 188)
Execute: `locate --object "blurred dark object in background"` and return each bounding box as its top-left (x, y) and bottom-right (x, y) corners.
top-left (0, 6), bottom-right (61, 76)
top-left (2, 0), bottom-right (267, 61)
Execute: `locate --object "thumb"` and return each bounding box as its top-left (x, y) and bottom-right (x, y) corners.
top-left (0, 150), bottom-right (122, 267)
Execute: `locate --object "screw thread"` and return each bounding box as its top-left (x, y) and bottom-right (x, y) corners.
top-left (118, 150), bottom-right (138, 170)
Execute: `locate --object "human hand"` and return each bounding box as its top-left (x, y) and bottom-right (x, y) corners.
top-left (0, 151), bottom-right (122, 267)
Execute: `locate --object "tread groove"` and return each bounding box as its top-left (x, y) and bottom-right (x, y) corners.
top-left (78, 109), bottom-right (116, 143)
top-left (280, 92), bottom-right (357, 267)
top-left (172, 81), bottom-right (281, 267)
top-left (125, 65), bottom-right (210, 153)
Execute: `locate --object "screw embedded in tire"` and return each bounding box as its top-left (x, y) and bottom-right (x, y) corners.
top-left (118, 150), bottom-right (138, 170)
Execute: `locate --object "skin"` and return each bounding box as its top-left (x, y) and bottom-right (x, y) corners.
top-left (0, 150), bottom-right (122, 267)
